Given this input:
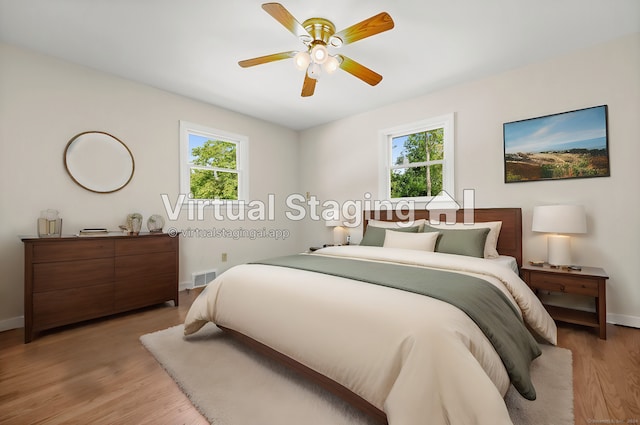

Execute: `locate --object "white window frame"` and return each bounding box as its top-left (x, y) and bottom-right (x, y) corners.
top-left (378, 113), bottom-right (455, 203)
top-left (179, 120), bottom-right (249, 204)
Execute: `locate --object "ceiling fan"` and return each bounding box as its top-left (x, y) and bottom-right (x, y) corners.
top-left (238, 3), bottom-right (394, 97)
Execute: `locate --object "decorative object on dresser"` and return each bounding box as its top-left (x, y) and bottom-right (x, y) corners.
top-left (37, 209), bottom-right (62, 238)
top-left (78, 228), bottom-right (109, 236)
top-left (147, 214), bottom-right (165, 233)
top-left (126, 212), bottom-right (143, 235)
top-left (22, 232), bottom-right (179, 343)
top-left (521, 263), bottom-right (608, 339)
top-left (532, 204), bottom-right (587, 266)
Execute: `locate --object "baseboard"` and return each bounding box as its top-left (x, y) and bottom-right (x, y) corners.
top-left (0, 316), bottom-right (24, 332)
top-left (607, 313), bottom-right (640, 329)
top-left (179, 281), bottom-right (193, 291)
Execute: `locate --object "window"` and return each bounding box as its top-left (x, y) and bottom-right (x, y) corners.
top-left (379, 113), bottom-right (454, 201)
top-left (179, 121), bottom-right (248, 202)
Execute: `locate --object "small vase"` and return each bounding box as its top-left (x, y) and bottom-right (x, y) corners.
top-left (127, 213), bottom-right (143, 235)
top-left (37, 209), bottom-right (62, 238)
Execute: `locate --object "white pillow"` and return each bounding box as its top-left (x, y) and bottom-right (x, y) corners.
top-left (383, 229), bottom-right (439, 251)
top-left (425, 221), bottom-right (502, 258)
top-left (368, 218), bottom-right (427, 232)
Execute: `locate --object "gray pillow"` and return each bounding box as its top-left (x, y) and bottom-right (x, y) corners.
top-left (423, 224), bottom-right (490, 258)
top-left (360, 225), bottom-right (420, 247)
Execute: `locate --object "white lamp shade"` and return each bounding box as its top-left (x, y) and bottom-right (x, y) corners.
top-left (322, 55), bottom-right (339, 74)
top-left (325, 219), bottom-right (342, 227)
top-left (532, 205), bottom-right (587, 234)
top-left (293, 51), bottom-right (311, 71)
top-left (310, 44), bottom-right (328, 64)
top-left (307, 62), bottom-right (322, 79)
top-left (533, 204), bottom-right (586, 266)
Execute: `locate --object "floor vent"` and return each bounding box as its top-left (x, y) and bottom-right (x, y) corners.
top-left (192, 269), bottom-right (217, 288)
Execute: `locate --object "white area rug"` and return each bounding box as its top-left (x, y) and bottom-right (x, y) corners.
top-left (141, 323), bottom-right (573, 425)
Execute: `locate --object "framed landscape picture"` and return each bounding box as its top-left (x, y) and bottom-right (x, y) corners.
top-left (503, 105), bottom-right (609, 183)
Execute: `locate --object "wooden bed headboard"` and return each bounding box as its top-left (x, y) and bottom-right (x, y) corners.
top-left (362, 208), bottom-right (523, 268)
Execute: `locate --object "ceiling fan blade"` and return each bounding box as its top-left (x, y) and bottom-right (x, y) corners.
top-left (238, 51), bottom-right (297, 68)
top-left (332, 12), bottom-right (394, 46)
top-left (262, 3), bottom-right (311, 40)
top-left (301, 74), bottom-right (316, 97)
top-left (337, 55), bottom-right (382, 86)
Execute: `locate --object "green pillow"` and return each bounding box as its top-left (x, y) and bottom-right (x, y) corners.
top-left (360, 225), bottom-right (420, 247)
top-left (423, 224), bottom-right (490, 258)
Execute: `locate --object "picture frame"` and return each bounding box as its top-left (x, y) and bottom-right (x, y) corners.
top-left (503, 105), bottom-right (609, 183)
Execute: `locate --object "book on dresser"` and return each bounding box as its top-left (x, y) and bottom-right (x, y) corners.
top-left (21, 232), bottom-right (179, 343)
top-left (78, 228), bottom-right (109, 236)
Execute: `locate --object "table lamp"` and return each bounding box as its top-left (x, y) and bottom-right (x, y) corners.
top-left (532, 205), bottom-right (587, 266)
top-left (325, 219), bottom-right (347, 246)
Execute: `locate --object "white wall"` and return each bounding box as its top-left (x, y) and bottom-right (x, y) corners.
top-left (0, 43), bottom-right (304, 329)
top-left (298, 33), bottom-right (640, 327)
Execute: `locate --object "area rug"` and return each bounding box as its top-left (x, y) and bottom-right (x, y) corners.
top-left (141, 323), bottom-right (573, 425)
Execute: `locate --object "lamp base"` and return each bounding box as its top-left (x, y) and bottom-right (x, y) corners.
top-left (547, 234), bottom-right (572, 266)
top-left (333, 226), bottom-right (346, 246)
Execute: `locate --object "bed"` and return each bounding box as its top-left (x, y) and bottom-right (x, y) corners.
top-left (183, 207), bottom-right (557, 425)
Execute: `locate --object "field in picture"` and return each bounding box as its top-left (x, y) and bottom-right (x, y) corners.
top-left (505, 148), bottom-right (609, 182)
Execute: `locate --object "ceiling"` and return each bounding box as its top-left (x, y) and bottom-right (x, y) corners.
top-left (1, 1), bottom-right (639, 131)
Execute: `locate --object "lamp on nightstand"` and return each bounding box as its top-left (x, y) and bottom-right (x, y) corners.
top-left (326, 219), bottom-right (346, 246)
top-left (532, 204), bottom-right (587, 266)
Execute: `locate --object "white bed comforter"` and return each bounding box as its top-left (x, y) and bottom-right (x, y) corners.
top-left (184, 246), bottom-right (557, 425)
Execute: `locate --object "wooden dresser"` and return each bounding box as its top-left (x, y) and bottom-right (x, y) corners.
top-left (22, 233), bottom-right (179, 343)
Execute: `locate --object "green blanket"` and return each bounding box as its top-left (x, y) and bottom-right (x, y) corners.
top-left (251, 254), bottom-right (541, 400)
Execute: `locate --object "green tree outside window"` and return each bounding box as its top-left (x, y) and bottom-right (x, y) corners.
top-left (190, 139), bottom-right (239, 200)
top-left (390, 129), bottom-right (444, 198)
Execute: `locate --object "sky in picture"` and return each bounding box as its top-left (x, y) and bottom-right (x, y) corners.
top-left (504, 106), bottom-right (607, 154)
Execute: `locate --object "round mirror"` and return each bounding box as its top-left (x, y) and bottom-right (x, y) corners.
top-left (64, 131), bottom-right (135, 193)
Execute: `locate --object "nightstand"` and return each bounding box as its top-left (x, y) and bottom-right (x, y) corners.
top-left (520, 264), bottom-right (609, 339)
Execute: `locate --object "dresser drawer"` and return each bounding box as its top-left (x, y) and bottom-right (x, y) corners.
top-left (33, 258), bottom-right (114, 292)
top-left (114, 273), bottom-right (176, 312)
top-left (528, 272), bottom-right (599, 296)
top-left (115, 251), bottom-right (177, 279)
top-left (115, 236), bottom-right (176, 256)
top-left (31, 240), bottom-right (114, 263)
top-left (32, 283), bottom-right (114, 330)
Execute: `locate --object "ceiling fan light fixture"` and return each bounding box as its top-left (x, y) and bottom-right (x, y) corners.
top-left (329, 36), bottom-right (343, 48)
top-left (310, 44), bottom-right (328, 64)
top-left (322, 55), bottom-right (340, 74)
top-left (307, 62), bottom-right (322, 80)
top-left (241, 4), bottom-right (395, 97)
top-left (294, 51), bottom-right (311, 71)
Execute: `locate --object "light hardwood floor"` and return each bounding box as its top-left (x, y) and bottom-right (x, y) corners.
top-left (1, 289), bottom-right (638, 425)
